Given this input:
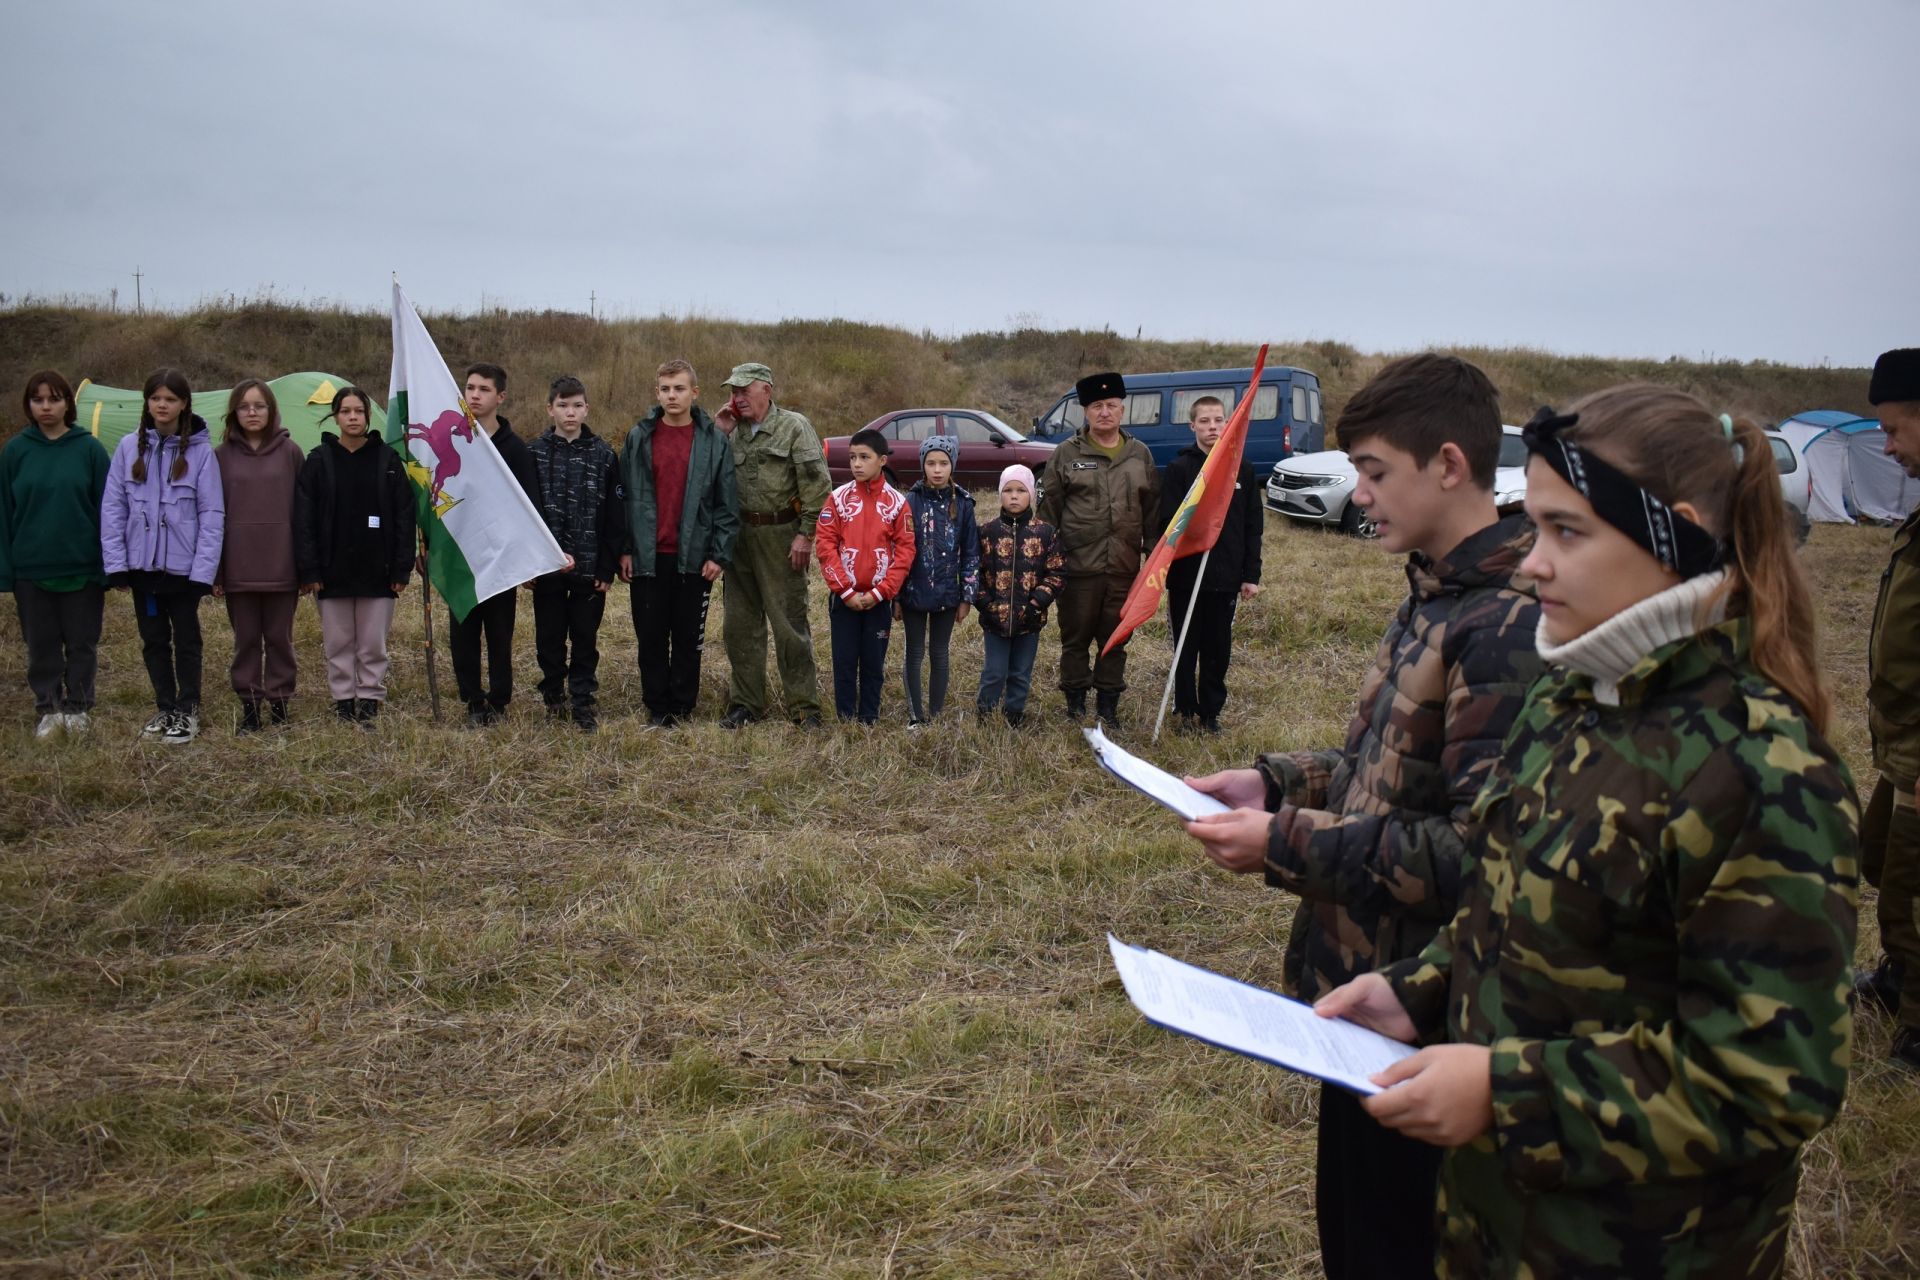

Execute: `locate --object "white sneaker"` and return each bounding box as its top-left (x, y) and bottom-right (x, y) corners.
top-left (35, 713), bottom-right (62, 739)
top-left (160, 710), bottom-right (199, 745)
top-left (139, 711), bottom-right (171, 739)
top-left (62, 712), bottom-right (91, 734)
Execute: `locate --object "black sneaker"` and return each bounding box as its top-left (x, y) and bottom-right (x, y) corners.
top-left (1004, 707), bottom-right (1026, 728)
top-left (356, 699), bottom-right (380, 726)
top-left (573, 707), bottom-right (599, 734)
top-left (544, 701), bottom-right (569, 722)
top-left (160, 709), bottom-right (199, 745)
top-left (140, 710), bottom-right (171, 739)
top-left (719, 706), bottom-right (758, 730)
top-left (238, 699), bottom-right (262, 736)
top-left (646, 712), bottom-right (676, 729)
top-left (1857, 958), bottom-right (1905, 1018)
top-left (268, 699), bottom-right (290, 726)
top-left (1198, 715), bottom-right (1222, 736)
top-left (466, 703), bottom-right (498, 728)
top-left (335, 699), bottom-right (357, 721)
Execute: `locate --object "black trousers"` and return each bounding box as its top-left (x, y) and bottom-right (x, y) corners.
top-left (15, 581), bottom-right (105, 713)
top-left (449, 589), bottom-right (518, 712)
top-left (630, 554), bottom-right (714, 717)
top-left (828, 595), bottom-right (892, 723)
top-left (132, 587), bottom-right (204, 713)
top-left (900, 605), bottom-right (957, 720)
top-left (1167, 582), bottom-right (1237, 719)
top-left (1316, 1081), bottom-right (1441, 1279)
top-left (533, 578), bottom-right (605, 710)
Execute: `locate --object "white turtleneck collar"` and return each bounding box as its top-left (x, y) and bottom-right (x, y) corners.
top-left (1536, 569), bottom-right (1730, 705)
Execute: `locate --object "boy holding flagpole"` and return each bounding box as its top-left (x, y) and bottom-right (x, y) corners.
top-left (1149, 395), bottom-right (1262, 734)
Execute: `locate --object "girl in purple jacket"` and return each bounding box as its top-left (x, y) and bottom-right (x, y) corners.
top-left (213, 380), bottom-right (303, 734)
top-left (101, 368), bottom-right (226, 744)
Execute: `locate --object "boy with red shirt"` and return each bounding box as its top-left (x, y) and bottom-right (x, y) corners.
top-left (814, 429), bottom-right (915, 724)
top-left (619, 360), bottom-right (739, 727)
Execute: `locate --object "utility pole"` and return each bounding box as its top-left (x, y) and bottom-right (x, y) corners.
top-left (590, 290), bottom-right (596, 319)
top-left (133, 266), bottom-right (143, 313)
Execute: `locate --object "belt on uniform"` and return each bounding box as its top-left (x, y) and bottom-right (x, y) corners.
top-left (742, 509), bottom-right (800, 526)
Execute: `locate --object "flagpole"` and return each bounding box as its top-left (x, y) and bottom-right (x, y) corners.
top-left (418, 530), bottom-right (443, 721)
top-left (1153, 546), bottom-right (1213, 743)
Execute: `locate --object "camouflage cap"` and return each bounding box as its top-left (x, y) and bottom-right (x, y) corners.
top-left (722, 362), bottom-right (775, 389)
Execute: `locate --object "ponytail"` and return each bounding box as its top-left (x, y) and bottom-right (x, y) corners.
top-left (1726, 413), bottom-right (1828, 731)
top-left (1562, 384), bottom-right (1830, 732)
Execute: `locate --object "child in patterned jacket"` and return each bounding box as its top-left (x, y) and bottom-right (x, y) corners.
top-left (973, 465), bottom-right (1064, 727)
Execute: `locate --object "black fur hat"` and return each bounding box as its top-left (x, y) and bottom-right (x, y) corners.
top-left (1870, 349), bottom-right (1920, 406)
top-left (1075, 371), bottom-right (1126, 407)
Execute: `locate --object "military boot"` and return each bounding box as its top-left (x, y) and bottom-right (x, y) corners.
top-left (1096, 690), bottom-right (1122, 728)
top-left (237, 698), bottom-right (262, 736)
top-left (1064, 689), bottom-right (1087, 719)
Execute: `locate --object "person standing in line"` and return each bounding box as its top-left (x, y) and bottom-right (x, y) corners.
top-left (896, 434), bottom-right (979, 726)
top-left (0, 370), bottom-right (110, 737)
top-left (1038, 370), bottom-right (1159, 727)
top-left (814, 428), bottom-right (915, 724)
top-left (527, 375), bottom-right (625, 734)
top-left (438, 362), bottom-right (541, 725)
top-left (1149, 395), bottom-right (1263, 734)
top-left (1857, 346), bottom-right (1920, 1072)
top-left (294, 386), bottom-right (415, 724)
top-left (101, 368), bottom-right (226, 744)
top-left (716, 362), bottom-right (831, 728)
top-left (212, 379), bottom-right (303, 733)
top-left (973, 464), bottom-right (1064, 728)
top-left (619, 359), bottom-right (738, 728)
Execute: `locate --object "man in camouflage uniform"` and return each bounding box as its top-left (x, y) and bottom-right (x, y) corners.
top-left (1185, 356), bottom-right (1539, 1279)
top-left (1037, 370), bottom-right (1159, 726)
top-left (1374, 613), bottom-right (1861, 1277)
top-left (1860, 346), bottom-right (1920, 1070)
top-left (716, 363), bottom-right (831, 727)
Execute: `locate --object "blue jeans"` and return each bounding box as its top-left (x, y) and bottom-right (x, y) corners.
top-left (828, 596), bottom-right (892, 723)
top-left (977, 631), bottom-right (1039, 713)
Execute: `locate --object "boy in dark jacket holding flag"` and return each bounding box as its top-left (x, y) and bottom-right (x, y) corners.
top-left (527, 376), bottom-right (626, 733)
top-left (1150, 395), bottom-right (1263, 734)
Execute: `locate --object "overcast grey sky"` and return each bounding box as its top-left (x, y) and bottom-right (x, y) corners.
top-left (4, 0), bottom-right (1913, 365)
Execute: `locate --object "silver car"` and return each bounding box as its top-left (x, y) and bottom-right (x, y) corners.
top-left (1266, 426), bottom-right (1529, 537)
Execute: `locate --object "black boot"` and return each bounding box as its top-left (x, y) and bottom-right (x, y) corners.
top-left (268, 699), bottom-right (289, 726)
top-left (1857, 957), bottom-right (1906, 1018)
top-left (1064, 689), bottom-right (1087, 719)
top-left (1096, 690), bottom-right (1122, 727)
top-left (1004, 707), bottom-right (1025, 729)
top-left (356, 699), bottom-right (380, 726)
top-left (334, 698), bottom-right (357, 721)
top-left (237, 698), bottom-right (262, 736)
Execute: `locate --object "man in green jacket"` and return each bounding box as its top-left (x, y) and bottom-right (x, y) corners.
top-left (1860, 345), bottom-right (1920, 1072)
top-left (716, 362), bottom-right (831, 727)
top-left (1038, 371), bottom-right (1160, 726)
top-left (620, 359), bottom-right (740, 728)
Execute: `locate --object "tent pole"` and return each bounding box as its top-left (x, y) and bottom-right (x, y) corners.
top-left (418, 531), bottom-right (442, 722)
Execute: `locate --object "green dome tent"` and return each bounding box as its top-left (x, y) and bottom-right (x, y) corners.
top-left (73, 372), bottom-right (387, 452)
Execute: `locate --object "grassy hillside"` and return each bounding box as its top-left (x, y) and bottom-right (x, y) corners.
top-left (0, 302), bottom-right (1877, 448)
top-left (1, 517), bottom-right (1913, 1278)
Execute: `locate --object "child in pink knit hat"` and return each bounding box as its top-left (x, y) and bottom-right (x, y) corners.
top-left (972, 465), bottom-right (1064, 726)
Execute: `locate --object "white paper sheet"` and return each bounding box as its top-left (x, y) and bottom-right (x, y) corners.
top-left (1084, 726), bottom-right (1231, 821)
top-left (1107, 934), bottom-right (1417, 1095)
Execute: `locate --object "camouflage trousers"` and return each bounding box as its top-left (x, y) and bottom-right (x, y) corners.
top-left (722, 523), bottom-right (821, 721)
top-left (1863, 775), bottom-right (1920, 1031)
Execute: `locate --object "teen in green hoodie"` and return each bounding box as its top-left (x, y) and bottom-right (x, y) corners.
top-left (0, 371), bottom-right (111, 738)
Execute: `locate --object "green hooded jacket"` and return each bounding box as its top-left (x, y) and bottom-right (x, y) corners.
top-left (0, 424), bottom-right (112, 590)
top-left (621, 406), bottom-right (740, 577)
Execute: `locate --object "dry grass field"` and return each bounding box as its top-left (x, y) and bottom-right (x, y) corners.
top-left (1, 511), bottom-right (1912, 1278)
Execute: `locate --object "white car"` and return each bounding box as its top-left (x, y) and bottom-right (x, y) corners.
top-left (1265, 426), bottom-right (1530, 537)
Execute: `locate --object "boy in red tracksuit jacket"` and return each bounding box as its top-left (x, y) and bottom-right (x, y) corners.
top-left (815, 428), bottom-right (915, 724)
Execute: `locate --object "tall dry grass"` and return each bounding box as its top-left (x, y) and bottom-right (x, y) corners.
top-left (0, 519), bottom-right (1912, 1277)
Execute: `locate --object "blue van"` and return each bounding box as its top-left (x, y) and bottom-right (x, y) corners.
top-left (1027, 365), bottom-right (1325, 474)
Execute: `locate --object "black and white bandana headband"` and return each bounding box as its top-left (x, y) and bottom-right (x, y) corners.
top-left (1520, 407), bottom-right (1725, 578)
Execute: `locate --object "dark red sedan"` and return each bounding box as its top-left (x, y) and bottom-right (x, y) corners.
top-left (823, 408), bottom-right (1056, 490)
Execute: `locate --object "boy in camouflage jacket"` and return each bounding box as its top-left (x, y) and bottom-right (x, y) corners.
top-left (1186, 355), bottom-right (1540, 1278)
top-left (1321, 388), bottom-right (1860, 1280)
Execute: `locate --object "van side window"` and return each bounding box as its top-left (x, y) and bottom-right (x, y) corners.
top-left (1173, 388), bottom-right (1235, 423)
top-left (1127, 393), bottom-right (1163, 427)
top-left (1292, 386), bottom-right (1310, 425)
top-left (1250, 387), bottom-right (1279, 420)
top-left (1308, 388), bottom-right (1322, 424)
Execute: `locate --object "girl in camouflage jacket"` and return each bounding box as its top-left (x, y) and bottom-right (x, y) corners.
top-left (1320, 385), bottom-right (1861, 1279)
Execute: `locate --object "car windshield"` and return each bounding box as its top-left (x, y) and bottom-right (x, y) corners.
top-left (978, 411), bottom-right (1024, 442)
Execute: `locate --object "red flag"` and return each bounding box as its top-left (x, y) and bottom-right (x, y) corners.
top-left (1101, 345), bottom-right (1268, 656)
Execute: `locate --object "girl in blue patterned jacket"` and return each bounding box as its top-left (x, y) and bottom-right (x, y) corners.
top-left (895, 436), bottom-right (979, 725)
